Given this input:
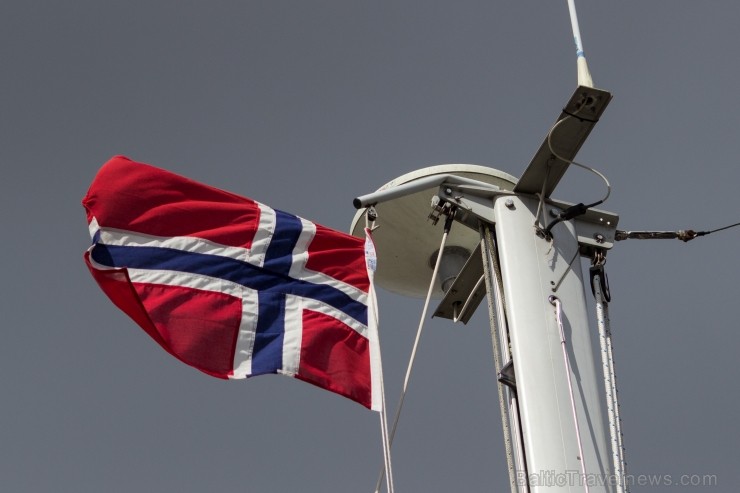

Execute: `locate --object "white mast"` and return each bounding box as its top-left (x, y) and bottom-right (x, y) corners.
top-left (350, 3), bottom-right (625, 491)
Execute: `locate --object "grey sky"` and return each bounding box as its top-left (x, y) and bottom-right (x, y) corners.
top-left (2, 1), bottom-right (739, 491)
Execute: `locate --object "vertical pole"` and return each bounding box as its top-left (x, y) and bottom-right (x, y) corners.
top-left (566, 0), bottom-right (594, 87)
top-left (492, 195), bottom-right (614, 492)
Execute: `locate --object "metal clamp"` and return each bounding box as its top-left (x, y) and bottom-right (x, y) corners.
top-left (589, 251), bottom-right (611, 302)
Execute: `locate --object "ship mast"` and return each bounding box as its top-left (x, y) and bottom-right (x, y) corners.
top-left (351, 2), bottom-right (629, 491)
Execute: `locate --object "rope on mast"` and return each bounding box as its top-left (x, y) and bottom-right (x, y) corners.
top-left (591, 257), bottom-right (628, 493)
top-left (373, 211), bottom-right (456, 493)
top-left (549, 295), bottom-right (590, 493)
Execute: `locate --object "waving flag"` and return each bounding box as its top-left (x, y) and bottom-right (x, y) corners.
top-left (83, 156), bottom-right (381, 410)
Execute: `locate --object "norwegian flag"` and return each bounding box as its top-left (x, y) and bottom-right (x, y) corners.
top-left (83, 156), bottom-right (381, 411)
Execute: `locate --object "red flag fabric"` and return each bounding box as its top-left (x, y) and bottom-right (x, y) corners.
top-left (83, 156), bottom-right (381, 410)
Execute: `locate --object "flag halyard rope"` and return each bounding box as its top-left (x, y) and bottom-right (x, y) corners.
top-left (373, 214), bottom-right (455, 493)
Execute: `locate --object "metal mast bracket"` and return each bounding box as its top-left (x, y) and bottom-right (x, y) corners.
top-left (514, 86), bottom-right (613, 197)
top-left (434, 185), bottom-right (619, 252)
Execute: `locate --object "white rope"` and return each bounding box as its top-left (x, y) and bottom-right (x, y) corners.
top-left (592, 271), bottom-right (629, 492)
top-left (606, 334), bottom-right (629, 493)
top-left (378, 379), bottom-right (395, 493)
top-left (364, 227), bottom-right (395, 493)
top-left (593, 273), bottom-right (624, 493)
top-left (549, 296), bottom-right (590, 493)
top-left (452, 274), bottom-right (484, 323)
top-left (606, 313), bottom-right (627, 492)
top-left (605, 313), bottom-right (627, 490)
top-left (373, 226), bottom-right (452, 493)
top-left (609, 349), bottom-right (625, 462)
top-left (374, 292), bottom-right (395, 493)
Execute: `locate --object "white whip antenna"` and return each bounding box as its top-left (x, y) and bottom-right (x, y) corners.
top-left (566, 0), bottom-right (593, 87)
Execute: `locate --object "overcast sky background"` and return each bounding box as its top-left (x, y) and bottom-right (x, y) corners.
top-left (2, 1), bottom-right (739, 492)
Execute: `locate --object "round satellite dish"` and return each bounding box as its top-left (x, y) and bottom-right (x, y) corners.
top-left (350, 164), bottom-right (517, 298)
